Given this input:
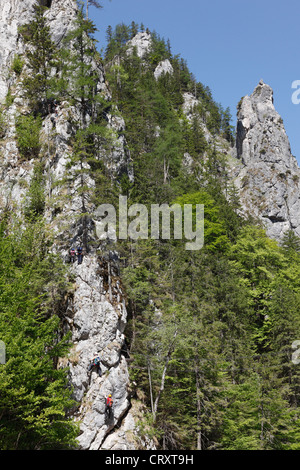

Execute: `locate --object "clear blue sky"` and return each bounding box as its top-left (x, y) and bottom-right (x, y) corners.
top-left (90, 0), bottom-right (300, 163)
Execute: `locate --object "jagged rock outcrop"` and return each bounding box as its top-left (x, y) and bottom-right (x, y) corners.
top-left (180, 78), bottom-right (300, 241)
top-left (61, 254), bottom-right (130, 450)
top-left (181, 91), bottom-right (231, 159)
top-left (126, 31), bottom-right (152, 58)
top-left (231, 79), bottom-right (300, 240)
top-left (0, 0), bottom-right (150, 450)
top-left (0, 0), bottom-right (77, 101)
top-left (154, 59), bottom-right (173, 80)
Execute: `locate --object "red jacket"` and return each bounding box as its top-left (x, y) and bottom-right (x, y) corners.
top-left (106, 397), bottom-right (113, 407)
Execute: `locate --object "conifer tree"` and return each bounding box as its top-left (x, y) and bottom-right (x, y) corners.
top-left (19, 5), bottom-right (58, 113)
top-left (60, 5), bottom-right (118, 248)
top-left (61, 5), bottom-right (98, 128)
top-left (281, 229), bottom-right (300, 255)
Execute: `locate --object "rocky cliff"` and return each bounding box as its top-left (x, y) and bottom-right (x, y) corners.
top-left (231, 79), bottom-right (300, 240)
top-left (0, 0), bottom-right (151, 450)
top-left (178, 75), bottom-right (300, 242)
top-left (0, 0), bottom-right (77, 101)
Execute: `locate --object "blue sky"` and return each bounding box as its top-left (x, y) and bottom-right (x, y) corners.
top-left (90, 0), bottom-right (300, 163)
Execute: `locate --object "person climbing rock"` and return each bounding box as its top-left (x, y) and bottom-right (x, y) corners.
top-left (70, 247), bottom-right (76, 263)
top-left (77, 245), bottom-right (83, 264)
top-left (105, 394), bottom-right (113, 418)
top-left (88, 353), bottom-right (102, 377)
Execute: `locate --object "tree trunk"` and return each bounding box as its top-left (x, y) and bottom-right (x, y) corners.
top-left (163, 156), bottom-right (169, 184)
top-left (153, 328), bottom-right (178, 423)
top-left (108, 260), bottom-right (112, 301)
top-left (148, 360), bottom-right (154, 418)
top-left (195, 363), bottom-right (202, 450)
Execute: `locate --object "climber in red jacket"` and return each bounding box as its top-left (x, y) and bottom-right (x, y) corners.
top-left (105, 394), bottom-right (113, 418)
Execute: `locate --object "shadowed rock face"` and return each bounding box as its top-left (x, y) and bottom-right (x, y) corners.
top-left (39, 0), bottom-right (52, 7)
top-left (234, 79), bottom-right (300, 240)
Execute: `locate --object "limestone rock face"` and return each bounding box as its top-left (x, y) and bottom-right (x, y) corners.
top-left (0, 0), bottom-right (34, 101)
top-left (0, 0), bottom-right (77, 102)
top-left (44, 0), bottom-right (78, 45)
top-left (126, 31), bottom-right (152, 58)
top-left (233, 80), bottom-right (300, 240)
top-left (154, 59), bottom-right (173, 80)
top-left (0, 0), bottom-right (148, 450)
top-left (62, 255), bottom-right (130, 450)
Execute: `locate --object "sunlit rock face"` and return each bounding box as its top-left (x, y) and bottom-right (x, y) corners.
top-left (0, 0), bottom-right (150, 450)
top-left (233, 80), bottom-right (300, 240)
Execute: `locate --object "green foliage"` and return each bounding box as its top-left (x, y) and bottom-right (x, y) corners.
top-left (104, 22), bottom-right (234, 144)
top-left (11, 54), bottom-right (24, 76)
top-left (60, 5), bottom-right (99, 126)
top-left (0, 218), bottom-right (78, 449)
top-left (19, 5), bottom-right (58, 112)
top-left (281, 229), bottom-right (300, 255)
top-left (15, 114), bottom-right (42, 159)
top-left (120, 214), bottom-right (300, 449)
top-left (174, 191), bottom-right (230, 252)
top-left (146, 30), bottom-right (171, 66)
top-left (105, 23), bottom-right (131, 61)
top-left (24, 162), bottom-right (46, 219)
top-left (94, 20), bottom-right (300, 451)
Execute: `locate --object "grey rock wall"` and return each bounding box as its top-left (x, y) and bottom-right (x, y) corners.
top-left (62, 255), bottom-right (131, 450)
top-left (0, 0), bottom-right (148, 450)
top-left (232, 80), bottom-right (300, 240)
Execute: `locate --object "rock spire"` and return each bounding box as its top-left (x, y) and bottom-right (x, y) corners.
top-left (233, 79), bottom-right (300, 240)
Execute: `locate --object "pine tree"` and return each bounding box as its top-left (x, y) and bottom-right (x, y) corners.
top-left (59, 4), bottom-right (118, 248)
top-left (19, 5), bottom-right (58, 113)
top-left (153, 119), bottom-right (183, 186)
top-left (281, 229), bottom-right (300, 255)
top-left (24, 161), bottom-right (45, 219)
top-left (61, 5), bottom-right (99, 128)
top-left (15, 114), bottom-right (42, 159)
top-left (130, 21), bottom-right (139, 39)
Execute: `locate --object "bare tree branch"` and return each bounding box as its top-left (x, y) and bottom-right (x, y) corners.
top-left (89, 0), bottom-right (103, 9)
